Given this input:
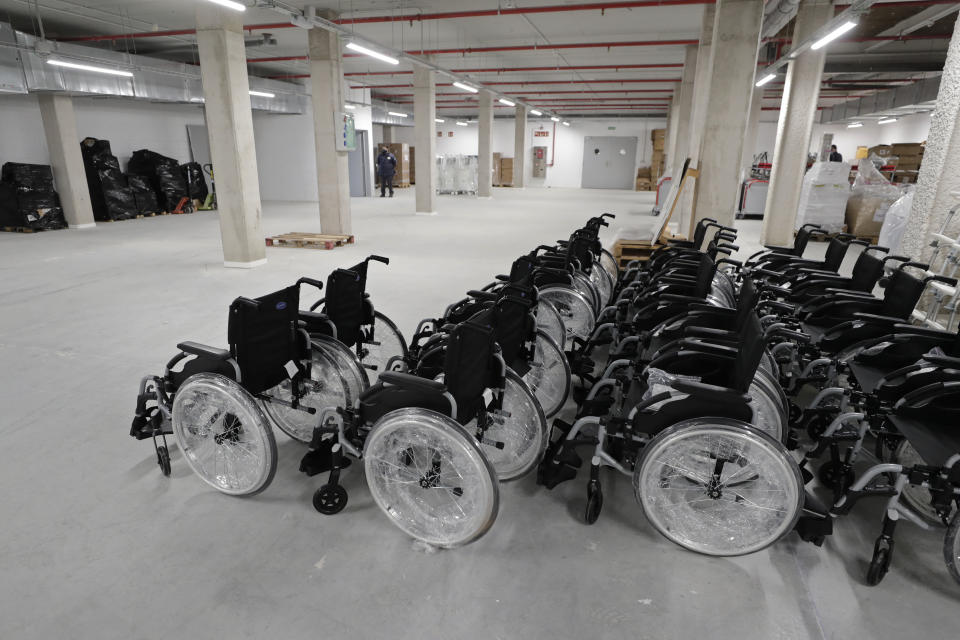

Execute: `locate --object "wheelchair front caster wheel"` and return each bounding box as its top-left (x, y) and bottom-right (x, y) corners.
top-left (866, 543), bottom-right (892, 586)
top-left (584, 480), bottom-right (603, 525)
top-left (818, 461), bottom-right (854, 493)
top-left (804, 414), bottom-right (831, 441)
top-left (156, 445), bottom-right (171, 477)
top-left (313, 484), bottom-right (348, 515)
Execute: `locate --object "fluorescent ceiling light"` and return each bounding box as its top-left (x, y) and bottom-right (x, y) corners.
top-left (435, 118), bottom-right (445, 123)
top-left (189, 97), bottom-right (205, 103)
top-left (344, 104), bottom-right (357, 110)
top-left (847, 122), bottom-right (863, 128)
top-left (453, 81), bottom-right (479, 93)
top-left (388, 111), bottom-right (408, 118)
top-left (550, 116), bottom-right (560, 122)
top-left (345, 42), bottom-right (399, 65)
top-left (456, 121), bottom-right (469, 126)
top-left (530, 109), bottom-right (543, 116)
top-left (878, 118), bottom-right (897, 125)
top-left (811, 21), bottom-right (858, 51)
top-left (249, 90), bottom-right (275, 98)
top-left (204, 0), bottom-right (246, 11)
top-left (755, 73), bottom-right (777, 87)
top-left (498, 98), bottom-right (515, 106)
top-left (47, 59), bottom-right (133, 77)
top-left (562, 121), bottom-right (570, 126)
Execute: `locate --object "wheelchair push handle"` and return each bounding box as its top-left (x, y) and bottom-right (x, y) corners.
top-left (882, 254), bottom-right (910, 265)
top-left (925, 274), bottom-right (958, 287)
top-left (232, 296), bottom-right (261, 310)
top-left (296, 277), bottom-right (324, 291)
top-left (367, 255), bottom-right (390, 265)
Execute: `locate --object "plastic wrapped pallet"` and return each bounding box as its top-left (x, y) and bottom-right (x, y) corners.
top-left (0, 162), bottom-right (67, 230)
top-left (795, 161), bottom-right (851, 234)
top-left (180, 162), bottom-right (209, 202)
top-left (878, 187), bottom-right (915, 253)
top-left (1, 162), bottom-right (55, 191)
top-left (128, 149), bottom-right (190, 212)
top-left (80, 138), bottom-right (138, 221)
top-left (845, 157), bottom-right (901, 237)
top-left (100, 170), bottom-right (137, 220)
top-left (128, 175), bottom-right (161, 216)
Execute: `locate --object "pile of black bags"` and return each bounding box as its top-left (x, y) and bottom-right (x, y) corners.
top-left (0, 163), bottom-right (67, 231)
top-left (80, 137), bottom-right (139, 221)
top-left (128, 149), bottom-right (192, 213)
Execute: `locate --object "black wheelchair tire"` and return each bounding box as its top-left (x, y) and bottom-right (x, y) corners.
top-left (313, 484), bottom-right (348, 515)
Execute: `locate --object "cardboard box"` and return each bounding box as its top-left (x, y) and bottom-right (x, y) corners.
top-left (867, 145), bottom-right (893, 158)
top-left (855, 146), bottom-right (869, 159)
top-left (385, 143), bottom-right (411, 184)
top-left (637, 166), bottom-right (652, 179)
top-left (651, 151), bottom-right (665, 180)
top-left (896, 154), bottom-right (923, 169)
top-left (893, 170), bottom-right (918, 184)
top-left (409, 146), bottom-right (416, 184)
top-left (636, 178), bottom-right (654, 191)
top-left (845, 194), bottom-right (897, 236)
top-left (500, 158), bottom-right (514, 186)
top-left (492, 152), bottom-right (502, 186)
top-left (890, 142), bottom-right (924, 157)
top-left (651, 129), bottom-right (666, 141)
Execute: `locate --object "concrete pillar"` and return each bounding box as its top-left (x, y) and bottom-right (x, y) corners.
top-left (196, 5), bottom-right (266, 267)
top-left (739, 87), bottom-right (764, 183)
top-left (478, 92), bottom-right (493, 198)
top-left (37, 94), bottom-right (95, 228)
top-left (514, 104), bottom-right (527, 188)
top-left (678, 8), bottom-right (715, 234)
top-left (309, 26), bottom-right (352, 235)
top-left (413, 66), bottom-right (437, 214)
top-left (761, 0), bottom-right (833, 246)
top-left (670, 45), bottom-right (698, 183)
top-left (900, 19), bottom-right (960, 260)
top-left (664, 84), bottom-right (680, 171)
top-left (691, 0), bottom-right (765, 231)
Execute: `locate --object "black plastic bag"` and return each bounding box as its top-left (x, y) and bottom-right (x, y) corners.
top-left (180, 162), bottom-right (209, 202)
top-left (128, 174), bottom-right (161, 215)
top-left (99, 169), bottom-right (137, 220)
top-left (0, 181), bottom-right (19, 227)
top-left (80, 138), bottom-right (127, 220)
top-left (156, 163), bottom-right (190, 212)
top-left (1, 163), bottom-right (55, 192)
top-left (16, 191), bottom-right (66, 230)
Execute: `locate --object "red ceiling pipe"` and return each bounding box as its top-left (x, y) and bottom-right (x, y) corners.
top-left (353, 78), bottom-right (681, 89)
top-left (248, 55), bottom-right (308, 63)
top-left (343, 63), bottom-right (684, 76)
top-left (406, 39), bottom-right (699, 56)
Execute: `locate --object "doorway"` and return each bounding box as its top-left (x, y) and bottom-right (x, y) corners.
top-left (581, 136), bottom-right (638, 190)
top-left (348, 130), bottom-right (370, 197)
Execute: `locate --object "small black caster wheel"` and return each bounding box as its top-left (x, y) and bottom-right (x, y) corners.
top-left (804, 413), bottom-right (831, 440)
top-left (313, 484), bottom-right (348, 515)
top-left (157, 445), bottom-right (171, 477)
top-left (866, 543), bottom-right (892, 586)
top-left (788, 402), bottom-right (803, 427)
top-left (786, 429), bottom-right (800, 451)
top-left (584, 480), bottom-right (603, 525)
top-left (818, 461), bottom-right (855, 493)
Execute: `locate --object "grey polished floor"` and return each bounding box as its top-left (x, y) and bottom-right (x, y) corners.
top-left (0, 189), bottom-right (956, 639)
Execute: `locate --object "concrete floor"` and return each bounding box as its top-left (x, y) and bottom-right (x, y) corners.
top-left (0, 189), bottom-right (957, 639)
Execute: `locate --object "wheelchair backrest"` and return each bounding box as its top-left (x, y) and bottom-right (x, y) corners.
top-left (731, 315), bottom-right (765, 393)
top-left (693, 253), bottom-right (717, 299)
top-left (325, 267), bottom-right (366, 347)
top-left (822, 236), bottom-right (851, 272)
top-left (228, 285), bottom-right (302, 395)
top-left (850, 248), bottom-right (886, 291)
top-left (881, 267), bottom-right (927, 318)
top-left (734, 278), bottom-right (759, 328)
top-left (493, 294), bottom-right (535, 367)
top-left (509, 255), bottom-right (537, 284)
top-left (444, 310), bottom-right (499, 421)
top-left (566, 232), bottom-right (596, 274)
top-left (793, 226), bottom-right (818, 256)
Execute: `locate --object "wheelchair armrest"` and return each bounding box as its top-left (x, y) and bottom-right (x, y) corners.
top-left (467, 289), bottom-right (499, 301)
top-left (177, 341), bottom-right (231, 360)
top-left (687, 303), bottom-right (734, 315)
top-left (923, 353), bottom-right (960, 369)
top-left (890, 324), bottom-right (957, 340)
top-left (676, 338), bottom-right (739, 357)
top-left (795, 267), bottom-right (837, 277)
top-left (682, 326), bottom-right (738, 342)
top-left (670, 379), bottom-right (751, 403)
top-left (379, 371), bottom-right (447, 393)
top-left (851, 312), bottom-right (905, 325)
top-left (658, 294), bottom-right (708, 306)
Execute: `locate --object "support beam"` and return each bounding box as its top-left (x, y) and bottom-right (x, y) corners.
top-left (309, 25), bottom-right (352, 235)
top-left (670, 45), bottom-right (698, 185)
top-left (514, 104), bottom-right (528, 188)
top-left (37, 94), bottom-right (95, 229)
top-left (901, 18), bottom-right (960, 259)
top-left (678, 6), bottom-right (715, 234)
top-left (664, 83), bottom-right (680, 172)
top-left (762, 0), bottom-right (833, 246)
top-left (739, 86), bottom-right (764, 183)
top-left (196, 5), bottom-right (266, 268)
top-left (691, 0), bottom-right (764, 231)
top-left (478, 92), bottom-right (494, 197)
top-left (413, 66), bottom-right (437, 214)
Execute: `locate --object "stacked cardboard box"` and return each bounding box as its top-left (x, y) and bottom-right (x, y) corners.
top-left (891, 142), bottom-right (923, 184)
top-left (385, 143), bottom-right (411, 185)
top-left (867, 144), bottom-right (893, 159)
top-left (410, 146), bottom-right (416, 185)
top-left (651, 129), bottom-right (666, 182)
top-left (500, 157), bottom-right (514, 186)
top-left (493, 152), bottom-right (502, 186)
top-left (635, 167), bottom-right (654, 191)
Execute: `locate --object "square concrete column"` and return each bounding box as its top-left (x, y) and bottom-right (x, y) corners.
top-left (670, 46), bottom-right (698, 183)
top-left (739, 87), bottom-right (764, 183)
top-left (514, 104), bottom-right (527, 188)
top-left (196, 5), bottom-right (266, 267)
top-left (664, 84), bottom-right (680, 170)
top-left (678, 8), bottom-right (715, 234)
top-left (900, 18), bottom-right (960, 259)
top-left (691, 0), bottom-right (765, 231)
top-left (309, 27), bottom-right (352, 235)
top-left (761, 0), bottom-right (833, 246)
top-left (413, 66), bottom-right (437, 214)
top-left (37, 94), bottom-right (95, 229)
top-left (478, 92), bottom-right (494, 198)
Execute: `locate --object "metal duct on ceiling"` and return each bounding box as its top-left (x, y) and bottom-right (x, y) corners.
top-left (819, 75), bottom-right (941, 123)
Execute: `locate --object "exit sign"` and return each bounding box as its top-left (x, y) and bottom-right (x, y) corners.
top-left (608, 126), bottom-right (616, 130)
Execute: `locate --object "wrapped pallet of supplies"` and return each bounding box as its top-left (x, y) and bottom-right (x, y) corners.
top-left (796, 161), bottom-right (851, 234)
top-left (845, 157), bottom-right (902, 237)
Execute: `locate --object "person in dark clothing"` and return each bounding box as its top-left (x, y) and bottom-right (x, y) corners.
top-left (829, 145), bottom-right (843, 162)
top-left (377, 147), bottom-right (397, 197)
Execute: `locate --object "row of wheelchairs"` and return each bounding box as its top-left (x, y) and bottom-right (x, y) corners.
top-left (128, 215), bottom-right (618, 548)
top-left (534, 218), bottom-right (960, 587)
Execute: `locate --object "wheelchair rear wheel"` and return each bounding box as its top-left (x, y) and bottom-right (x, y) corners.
top-left (522, 330), bottom-right (571, 418)
top-left (262, 347), bottom-right (350, 443)
top-left (600, 249), bottom-right (618, 283)
top-left (479, 370), bottom-right (549, 480)
top-left (172, 373), bottom-right (277, 496)
top-left (536, 299), bottom-right (566, 352)
top-left (312, 335), bottom-right (369, 402)
top-left (539, 287), bottom-right (596, 344)
top-left (589, 264), bottom-right (613, 308)
top-left (749, 368), bottom-right (789, 443)
top-left (363, 408), bottom-right (499, 547)
top-left (573, 272), bottom-right (601, 315)
top-left (360, 312), bottom-right (409, 381)
top-left (635, 418), bottom-right (804, 556)
top-left (945, 512), bottom-right (960, 586)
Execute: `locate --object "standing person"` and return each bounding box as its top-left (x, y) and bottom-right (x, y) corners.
top-left (376, 147), bottom-right (397, 198)
top-left (828, 145), bottom-right (843, 162)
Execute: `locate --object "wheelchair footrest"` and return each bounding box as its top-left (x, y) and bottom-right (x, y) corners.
top-left (300, 439), bottom-right (353, 477)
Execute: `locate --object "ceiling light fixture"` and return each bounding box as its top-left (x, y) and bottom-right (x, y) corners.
top-left (530, 109), bottom-right (543, 116)
top-left (47, 59), bottom-right (133, 77)
top-left (344, 104), bottom-right (357, 110)
top-left (388, 111), bottom-right (408, 118)
top-left (204, 0), bottom-right (247, 12)
top-left (498, 98), bottom-right (515, 106)
top-left (550, 116), bottom-right (560, 122)
top-left (811, 21), bottom-right (858, 51)
top-left (878, 118), bottom-right (897, 125)
top-left (562, 121), bottom-right (570, 126)
top-left (345, 42), bottom-right (399, 65)
top-left (456, 121), bottom-right (469, 126)
top-left (847, 121), bottom-right (863, 128)
top-left (249, 90), bottom-right (275, 98)
top-left (435, 118), bottom-right (445, 123)
top-left (452, 81), bottom-right (479, 93)
top-left (755, 73), bottom-right (777, 87)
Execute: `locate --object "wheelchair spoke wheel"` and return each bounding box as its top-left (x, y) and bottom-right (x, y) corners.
top-left (312, 335), bottom-right (369, 402)
top-left (539, 287), bottom-right (596, 344)
top-left (589, 265), bottom-right (612, 308)
top-left (573, 272), bottom-right (601, 315)
top-left (480, 370), bottom-right (549, 481)
top-left (262, 347), bottom-right (349, 443)
top-left (363, 408), bottom-right (498, 547)
top-left (600, 249), bottom-right (618, 283)
top-left (522, 330), bottom-right (571, 418)
top-left (536, 299), bottom-right (566, 352)
top-left (945, 513), bottom-right (960, 586)
top-left (172, 373), bottom-right (277, 496)
top-left (360, 312), bottom-right (409, 382)
top-left (748, 368), bottom-right (788, 443)
top-left (635, 418), bottom-right (803, 556)
top-left (894, 440), bottom-right (957, 525)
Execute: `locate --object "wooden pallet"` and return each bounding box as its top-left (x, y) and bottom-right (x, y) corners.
top-left (1, 225), bottom-right (38, 233)
top-left (612, 239), bottom-right (662, 267)
top-left (265, 232), bottom-right (355, 250)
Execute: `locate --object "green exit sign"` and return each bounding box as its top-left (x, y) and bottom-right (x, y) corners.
top-left (608, 126), bottom-right (616, 130)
